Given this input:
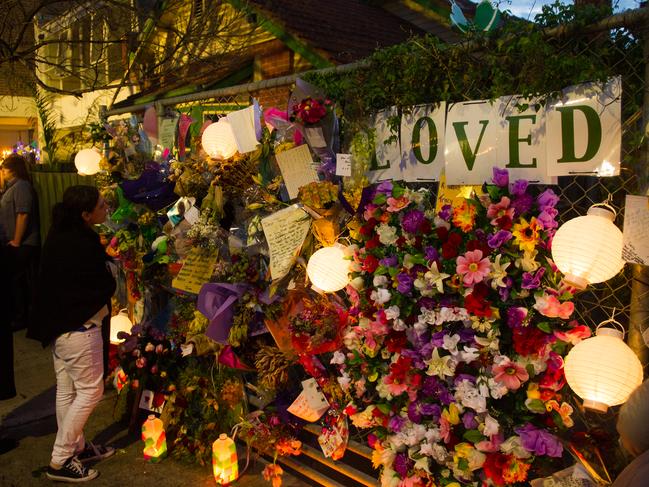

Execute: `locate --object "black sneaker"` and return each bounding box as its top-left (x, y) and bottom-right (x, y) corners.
top-left (46, 456), bottom-right (98, 483)
top-left (76, 441), bottom-right (115, 464)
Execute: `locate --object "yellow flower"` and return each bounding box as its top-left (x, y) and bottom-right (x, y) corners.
top-left (526, 383), bottom-right (541, 400)
top-left (442, 403), bottom-right (461, 425)
top-left (512, 217), bottom-right (540, 252)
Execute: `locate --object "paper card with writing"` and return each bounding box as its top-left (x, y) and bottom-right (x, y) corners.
top-left (445, 100), bottom-right (499, 185)
top-left (368, 107), bottom-right (402, 183)
top-left (400, 102), bottom-right (446, 182)
top-left (622, 194), bottom-right (649, 265)
top-left (318, 416), bottom-right (349, 460)
top-left (435, 169), bottom-right (482, 214)
top-left (546, 77), bottom-right (621, 177)
top-left (158, 114), bottom-right (179, 151)
top-left (227, 104), bottom-right (260, 154)
top-left (139, 389), bottom-right (165, 413)
top-left (275, 144), bottom-right (319, 199)
top-left (287, 378), bottom-right (330, 422)
top-left (335, 153), bottom-right (352, 177)
top-left (495, 96), bottom-right (555, 184)
top-left (304, 127), bottom-right (327, 148)
top-left (261, 205), bottom-right (311, 280)
top-left (172, 248), bottom-right (219, 294)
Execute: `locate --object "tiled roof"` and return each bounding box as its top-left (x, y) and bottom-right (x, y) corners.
top-left (246, 0), bottom-right (433, 63)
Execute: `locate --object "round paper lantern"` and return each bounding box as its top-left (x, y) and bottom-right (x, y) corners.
top-left (212, 433), bottom-right (238, 484)
top-left (142, 414), bottom-right (167, 462)
top-left (307, 245), bottom-right (350, 293)
top-left (110, 309), bottom-right (133, 345)
top-left (201, 119), bottom-right (237, 159)
top-left (74, 148), bottom-right (102, 175)
top-left (551, 204), bottom-right (624, 289)
top-left (564, 322), bottom-right (643, 412)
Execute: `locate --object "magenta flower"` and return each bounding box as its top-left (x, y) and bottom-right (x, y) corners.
top-left (492, 358), bottom-right (529, 390)
top-left (537, 189), bottom-right (560, 210)
top-left (515, 423), bottom-right (563, 457)
top-left (487, 230), bottom-right (513, 249)
top-left (492, 167), bottom-right (509, 187)
top-left (401, 209), bottom-right (425, 233)
top-left (456, 250), bottom-right (491, 286)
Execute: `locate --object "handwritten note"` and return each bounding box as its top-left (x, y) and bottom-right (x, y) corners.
top-left (172, 248), bottom-right (218, 294)
top-left (335, 153), bottom-right (352, 177)
top-left (261, 205), bottom-right (311, 280)
top-left (158, 115), bottom-right (179, 150)
top-left (435, 169), bottom-right (482, 213)
top-left (288, 379), bottom-right (330, 422)
top-left (227, 104), bottom-right (260, 154)
top-left (622, 194), bottom-right (649, 265)
top-left (275, 144), bottom-right (319, 199)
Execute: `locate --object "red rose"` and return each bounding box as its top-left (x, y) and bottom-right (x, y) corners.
top-left (362, 254), bottom-right (379, 273)
top-left (365, 235), bottom-right (381, 250)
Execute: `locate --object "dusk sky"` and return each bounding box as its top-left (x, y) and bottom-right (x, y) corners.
top-left (504, 0), bottom-right (642, 19)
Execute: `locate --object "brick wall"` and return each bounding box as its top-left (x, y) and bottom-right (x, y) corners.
top-left (253, 85), bottom-right (292, 110)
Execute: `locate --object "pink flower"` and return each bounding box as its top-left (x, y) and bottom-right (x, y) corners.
top-left (486, 196), bottom-right (515, 227)
top-left (386, 196), bottom-right (409, 212)
top-left (533, 293), bottom-right (574, 319)
top-left (456, 250), bottom-right (491, 286)
top-left (493, 359), bottom-right (529, 390)
top-left (554, 323), bottom-right (591, 345)
top-left (135, 357), bottom-right (147, 369)
top-left (476, 433), bottom-right (504, 453)
top-left (363, 203), bottom-right (379, 221)
top-left (439, 416), bottom-right (451, 444)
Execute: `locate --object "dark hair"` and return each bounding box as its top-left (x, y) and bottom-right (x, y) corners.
top-left (3, 154), bottom-right (30, 181)
top-left (51, 185), bottom-right (100, 231)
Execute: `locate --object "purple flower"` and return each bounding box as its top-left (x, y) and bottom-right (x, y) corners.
top-left (507, 307), bottom-right (528, 328)
top-left (537, 208), bottom-right (559, 231)
top-left (430, 331), bottom-right (446, 347)
top-left (393, 453), bottom-right (413, 477)
top-left (462, 412), bottom-right (478, 429)
top-left (439, 204), bottom-right (452, 220)
top-left (418, 297), bottom-right (436, 311)
top-left (492, 167), bottom-right (509, 187)
top-left (396, 273), bottom-right (414, 294)
top-left (512, 193), bottom-right (534, 216)
top-left (537, 189), bottom-right (560, 210)
top-left (380, 255), bottom-right (398, 267)
top-left (422, 376), bottom-right (453, 405)
top-left (402, 209), bottom-right (425, 234)
top-left (488, 230), bottom-right (513, 249)
top-left (425, 246), bottom-right (439, 262)
top-left (499, 277), bottom-right (513, 301)
top-left (455, 375), bottom-right (476, 385)
top-left (511, 179), bottom-right (529, 196)
top-left (408, 401), bottom-right (438, 423)
top-left (521, 267), bottom-right (545, 290)
top-left (388, 414), bottom-right (407, 433)
top-left (515, 423), bottom-right (564, 457)
top-left (376, 180), bottom-right (393, 195)
top-left (457, 328), bottom-right (475, 343)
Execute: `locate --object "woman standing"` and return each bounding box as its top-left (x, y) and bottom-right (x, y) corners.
top-left (29, 185), bottom-right (116, 482)
top-left (0, 154), bottom-right (40, 330)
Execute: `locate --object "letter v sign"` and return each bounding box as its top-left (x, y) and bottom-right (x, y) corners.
top-left (451, 120), bottom-right (490, 171)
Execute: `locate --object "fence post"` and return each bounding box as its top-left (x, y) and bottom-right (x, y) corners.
top-left (628, 16), bottom-right (649, 368)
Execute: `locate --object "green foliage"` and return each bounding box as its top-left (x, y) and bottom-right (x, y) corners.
top-left (33, 90), bottom-right (59, 162)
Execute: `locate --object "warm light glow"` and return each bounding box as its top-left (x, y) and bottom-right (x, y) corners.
top-left (74, 148), bottom-right (102, 175)
top-left (564, 327), bottom-right (643, 412)
top-left (551, 205), bottom-right (624, 289)
top-left (212, 433), bottom-right (238, 484)
top-left (142, 415), bottom-right (167, 462)
top-left (307, 245), bottom-right (350, 293)
top-left (201, 119), bottom-right (238, 159)
top-left (110, 310), bottom-right (133, 345)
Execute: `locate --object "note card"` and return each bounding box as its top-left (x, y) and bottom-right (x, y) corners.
top-left (261, 205), bottom-right (311, 280)
top-left (622, 194), bottom-right (649, 265)
top-left (172, 248), bottom-right (218, 294)
top-left (275, 144), bottom-right (319, 199)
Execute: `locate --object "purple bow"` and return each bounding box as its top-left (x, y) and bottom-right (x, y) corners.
top-left (197, 283), bottom-right (247, 343)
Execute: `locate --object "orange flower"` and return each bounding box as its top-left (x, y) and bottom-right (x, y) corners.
top-left (503, 455), bottom-right (531, 483)
top-left (262, 463), bottom-right (284, 487)
top-left (452, 200), bottom-right (477, 232)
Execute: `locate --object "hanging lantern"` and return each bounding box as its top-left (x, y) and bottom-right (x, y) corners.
top-left (564, 319), bottom-right (643, 413)
top-left (551, 203), bottom-right (624, 289)
top-left (142, 414), bottom-right (167, 462)
top-left (109, 309), bottom-right (133, 345)
top-left (201, 119), bottom-right (238, 159)
top-left (212, 433), bottom-right (238, 484)
top-left (74, 148), bottom-right (102, 175)
top-left (307, 245), bottom-right (350, 293)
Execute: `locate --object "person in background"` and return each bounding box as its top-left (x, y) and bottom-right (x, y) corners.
top-left (613, 379), bottom-right (649, 487)
top-left (0, 154), bottom-right (40, 330)
top-left (28, 185), bottom-right (115, 482)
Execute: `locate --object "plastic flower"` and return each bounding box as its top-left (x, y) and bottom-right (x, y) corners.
top-left (425, 348), bottom-right (455, 378)
top-left (452, 200), bottom-right (477, 231)
top-left (262, 463), bottom-right (284, 487)
top-left (502, 455), bottom-right (531, 483)
top-left (492, 358), bottom-right (529, 390)
top-left (454, 443), bottom-right (486, 471)
top-left (414, 261), bottom-right (450, 295)
top-left (546, 400), bottom-right (574, 428)
top-left (511, 217), bottom-right (540, 252)
top-left (492, 167), bottom-right (509, 187)
top-left (533, 293), bottom-right (574, 319)
top-left (554, 323), bottom-right (591, 344)
top-left (456, 250), bottom-right (491, 286)
top-left (386, 196), bottom-right (409, 212)
top-left (514, 423), bottom-right (563, 457)
top-left (487, 196), bottom-right (515, 229)
top-left (489, 255), bottom-right (510, 289)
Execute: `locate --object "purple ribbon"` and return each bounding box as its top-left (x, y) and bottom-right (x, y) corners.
top-left (197, 283), bottom-right (247, 343)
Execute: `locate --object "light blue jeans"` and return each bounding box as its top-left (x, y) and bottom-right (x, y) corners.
top-left (51, 326), bottom-right (104, 466)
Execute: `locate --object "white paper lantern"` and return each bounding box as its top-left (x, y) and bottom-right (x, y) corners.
top-left (564, 321), bottom-right (643, 412)
top-left (201, 119), bottom-right (237, 159)
top-left (74, 148), bottom-right (102, 175)
top-left (551, 204), bottom-right (624, 289)
top-left (307, 245), bottom-right (350, 293)
top-left (110, 309), bottom-right (133, 345)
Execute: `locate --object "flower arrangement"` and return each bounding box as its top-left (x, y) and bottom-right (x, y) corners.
top-left (289, 294), bottom-right (348, 355)
top-left (336, 168), bottom-right (587, 486)
top-left (290, 97), bottom-right (333, 125)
